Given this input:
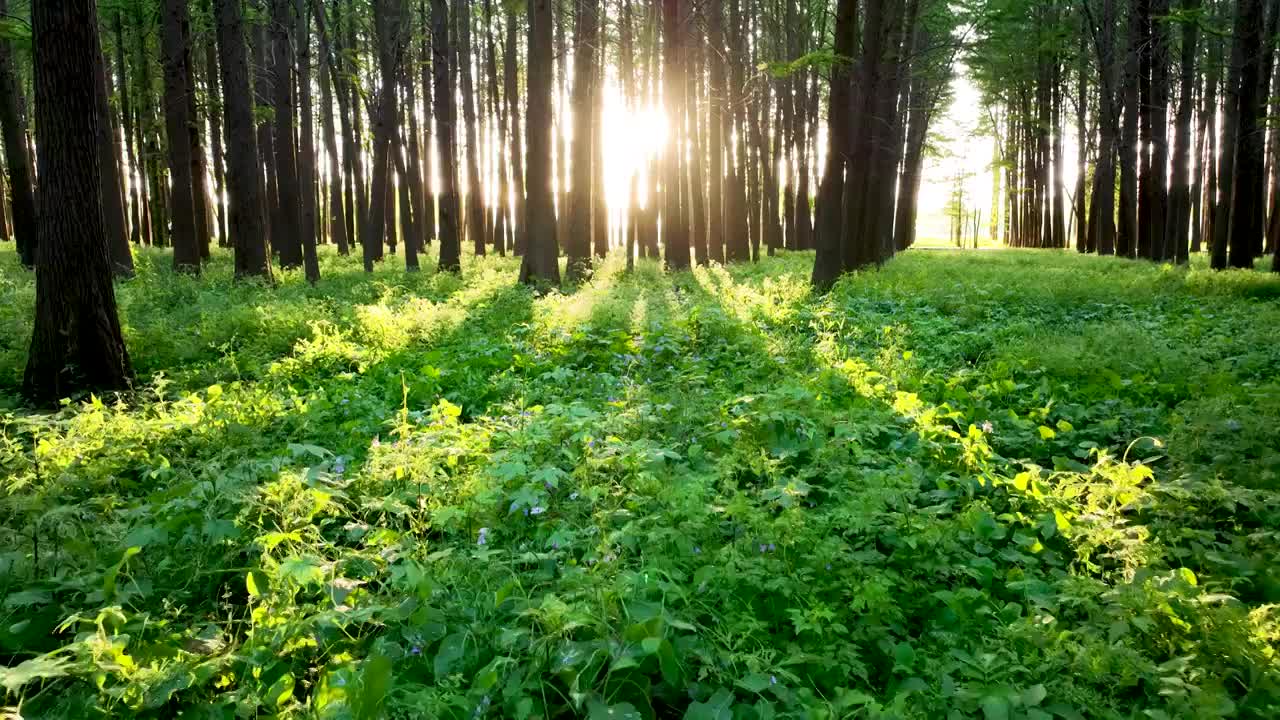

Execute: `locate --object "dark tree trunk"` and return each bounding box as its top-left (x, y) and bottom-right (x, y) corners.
top-left (24, 0), bottom-right (133, 405)
top-left (662, 0), bottom-right (690, 270)
top-left (317, 2), bottom-right (348, 255)
top-left (115, 11), bottom-right (146, 248)
top-left (505, 6), bottom-right (527, 255)
top-left (186, 33), bottom-right (212, 261)
top-left (723, 0), bottom-right (749, 262)
top-left (419, 0), bottom-right (437, 245)
top-left (204, 1), bottom-right (230, 248)
top-left (0, 0), bottom-right (37, 267)
top-left (1227, 0), bottom-right (1266, 268)
top-left (688, 16), bottom-right (708, 266)
top-left (1117, 1), bottom-right (1140, 258)
top-left (96, 43), bottom-right (134, 276)
top-left (567, 0), bottom-right (600, 279)
top-left (271, 0), bottom-right (303, 269)
top-left (368, 0), bottom-right (406, 270)
top-left (520, 0), bottom-right (560, 283)
top-left (1075, 22), bottom-right (1088, 253)
top-left (1198, 33), bottom-right (1222, 254)
top-left (215, 0), bottom-right (271, 278)
top-left (456, 0), bottom-right (486, 256)
top-left (296, 0), bottom-right (319, 282)
top-left (252, 10), bottom-right (278, 252)
top-left (433, 0), bottom-right (462, 272)
top-left (1167, 0), bottom-right (1200, 264)
top-left (706, 0), bottom-right (726, 264)
top-left (162, 0), bottom-right (202, 273)
top-left (592, 48), bottom-right (609, 260)
top-left (813, 0), bottom-right (856, 285)
top-left (405, 41), bottom-right (427, 258)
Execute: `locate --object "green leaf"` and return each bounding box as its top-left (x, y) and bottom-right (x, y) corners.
top-left (1022, 684), bottom-right (1047, 706)
top-left (981, 696), bottom-right (1010, 720)
top-left (0, 655), bottom-right (72, 693)
top-left (657, 639), bottom-right (681, 686)
top-left (684, 688), bottom-right (734, 720)
top-left (894, 641), bottom-right (916, 669)
top-left (356, 655), bottom-right (393, 720)
top-left (103, 546), bottom-right (141, 601)
top-left (246, 570), bottom-right (270, 598)
top-left (1179, 567), bottom-right (1197, 586)
top-left (434, 632), bottom-right (467, 680)
top-left (736, 673), bottom-right (773, 693)
top-left (267, 672), bottom-right (294, 707)
top-left (589, 701), bottom-right (642, 720)
top-left (1037, 425), bottom-right (1056, 440)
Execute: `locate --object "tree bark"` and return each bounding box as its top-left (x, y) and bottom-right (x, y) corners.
top-left (1226, 0), bottom-right (1266, 268)
top-left (296, 0), bottom-right (319, 282)
top-left (162, 0), bottom-right (202, 273)
top-left (24, 0), bottom-right (133, 404)
top-left (0, 0), bottom-right (37, 267)
top-left (1167, 0), bottom-right (1199, 264)
top-left (433, 0), bottom-right (462, 272)
top-left (813, 0), bottom-right (856, 285)
top-left (520, 0), bottom-right (560, 283)
top-left (567, 0), bottom-right (600, 278)
top-left (215, 0), bottom-right (272, 278)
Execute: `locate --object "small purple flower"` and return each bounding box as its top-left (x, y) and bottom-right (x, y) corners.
top-left (768, 543), bottom-right (776, 552)
top-left (410, 645), bottom-right (422, 656)
top-left (587, 439), bottom-right (595, 448)
top-left (693, 546), bottom-right (701, 554)
top-left (529, 506), bottom-right (546, 515)
top-left (509, 501), bottom-right (520, 513)
top-left (545, 481), bottom-right (554, 491)
top-left (825, 563), bottom-right (832, 571)
top-left (760, 544), bottom-right (767, 553)
top-left (569, 492), bottom-right (579, 500)
top-left (770, 675), bottom-right (777, 685)
top-left (981, 421), bottom-right (994, 433)
top-left (477, 527), bottom-right (489, 545)
top-left (523, 508), bottom-right (529, 516)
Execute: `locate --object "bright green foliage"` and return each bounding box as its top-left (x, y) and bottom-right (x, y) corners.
top-left (1, 247), bottom-right (1279, 718)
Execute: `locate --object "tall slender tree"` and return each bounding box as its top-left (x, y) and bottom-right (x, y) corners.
top-left (24, 0), bottom-right (133, 404)
top-left (214, 0), bottom-right (271, 278)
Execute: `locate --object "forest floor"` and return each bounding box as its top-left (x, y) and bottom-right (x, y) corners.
top-left (1, 246), bottom-right (1279, 718)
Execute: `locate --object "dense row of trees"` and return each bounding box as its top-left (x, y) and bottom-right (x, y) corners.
top-left (5, 0), bottom-right (1280, 403)
top-left (970, 0), bottom-right (1280, 272)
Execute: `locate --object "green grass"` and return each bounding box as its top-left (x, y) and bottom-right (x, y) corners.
top-left (1, 244), bottom-right (1279, 719)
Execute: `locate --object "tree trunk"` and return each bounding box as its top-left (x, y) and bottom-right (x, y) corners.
top-left (204, 2), bottom-right (230, 248)
top-left (162, 0), bottom-right (202, 273)
top-left (567, 0), bottom-right (600, 279)
top-left (456, 0), bottom-right (486, 256)
top-left (1227, 0), bottom-right (1266, 268)
top-left (520, 0), bottom-right (560, 283)
top-left (215, 0), bottom-right (271, 278)
top-left (96, 43), bottom-right (134, 276)
top-left (296, 0), bottom-right (319, 282)
top-left (0, 0), bottom-right (37, 267)
top-left (505, 6), bottom-right (527, 255)
top-left (1167, 0), bottom-right (1199, 264)
top-left (317, 2), bottom-right (348, 255)
top-left (433, 0), bottom-right (462, 272)
top-left (270, 0), bottom-right (303, 269)
top-left (24, 0), bottom-right (133, 405)
top-left (252, 10), bottom-right (278, 252)
top-left (661, 0), bottom-right (690, 269)
top-left (813, 0), bottom-right (856, 285)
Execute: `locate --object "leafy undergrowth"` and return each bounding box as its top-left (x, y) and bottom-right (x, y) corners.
top-left (1, 246), bottom-right (1279, 719)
